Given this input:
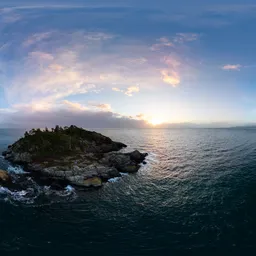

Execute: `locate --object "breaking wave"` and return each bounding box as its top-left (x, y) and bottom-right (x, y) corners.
top-left (0, 164), bottom-right (77, 205)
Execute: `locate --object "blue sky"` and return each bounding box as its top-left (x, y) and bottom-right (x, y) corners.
top-left (1, 0), bottom-right (256, 127)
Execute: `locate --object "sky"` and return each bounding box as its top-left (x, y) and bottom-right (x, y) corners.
top-left (1, 0), bottom-right (256, 128)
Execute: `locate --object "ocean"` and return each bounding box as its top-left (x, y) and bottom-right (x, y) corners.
top-left (1, 128), bottom-right (256, 254)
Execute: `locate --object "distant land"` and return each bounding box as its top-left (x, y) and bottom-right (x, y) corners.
top-left (1, 122), bottom-right (256, 129)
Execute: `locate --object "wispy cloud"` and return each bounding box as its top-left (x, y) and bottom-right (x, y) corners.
top-left (112, 86), bottom-right (140, 96)
top-left (125, 86), bottom-right (140, 96)
top-left (49, 63), bottom-right (65, 72)
top-left (163, 56), bottom-right (181, 68)
top-left (174, 33), bottom-right (199, 43)
top-left (4, 49), bottom-right (96, 107)
top-left (161, 56), bottom-right (181, 87)
top-left (1, 13), bottom-right (21, 23)
top-left (122, 57), bottom-right (147, 65)
top-left (151, 37), bottom-right (174, 51)
top-left (0, 42), bottom-right (10, 52)
top-left (151, 33), bottom-right (199, 51)
top-left (0, 3), bottom-right (128, 11)
top-left (62, 100), bottom-right (88, 111)
top-left (222, 64), bottom-right (242, 71)
top-left (23, 32), bottom-right (52, 47)
top-left (112, 87), bottom-right (122, 92)
top-left (83, 32), bottom-right (114, 41)
top-left (88, 102), bottom-right (112, 111)
top-left (29, 51), bottom-right (54, 61)
top-left (0, 7), bottom-right (22, 24)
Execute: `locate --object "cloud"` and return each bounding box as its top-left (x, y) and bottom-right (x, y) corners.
top-left (0, 108), bottom-right (15, 114)
top-left (151, 33), bottom-right (199, 51)
top-left (0, 18), bottom-right (195, 126)
top-left (161, 70), bottom-right (180, 87)
top-left (135, 113), bottom-right (148, 120)
top-left (49, 63), bottom-right (65, 72)
top-left (163, 56), bottom-right (181, 68)
top-left (123, 57), bottom-right (147, 65)
top-left (161, 56), bottom-right (181, 86)
top-left (23, 32), bottom-right (52, 47)
top-left (151, 37), bottom-right (174, 51)
top-left (3, 48), bottom-right (99, 107)
top-left (125, 86), bottom-right (140, 96)
top-left (222, 64), bottom-right (241, 71)
top-left (0, 107), bottom-right (149, 129)
top-left (62, 100), bottom-right (88, 111)
top-left (112, 87), bottom-right (122, 92)
top-left (1, 26), bottom-right (192, 109)
top-left (0, 7), bottom-right (22, 24)
top-left (1, 13), bottom-right (21, 23)
top-left (29, 51), bottom-right (54, 61)
top-left (88, 102), bottom-right (112, 111)
top-left (83, 32), bottom-right (114, 41)
top-left (0, 97), bottom-right (142, 128)
top-left (0, 42), bottom-right (10, 52)
top-left (174, 33), bottom-right (199, 43)
top-left (112, 86), bottom-right (140, 96)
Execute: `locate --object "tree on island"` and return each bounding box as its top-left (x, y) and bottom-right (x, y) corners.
top-left (15, 125), bottom-right (114, 158)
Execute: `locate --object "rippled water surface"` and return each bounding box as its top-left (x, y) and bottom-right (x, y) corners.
top-left (1, 128), bottom-right (256, 254)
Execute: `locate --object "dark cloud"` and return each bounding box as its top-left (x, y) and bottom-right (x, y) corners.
top-left (0, 109), bottom-right (149, 129)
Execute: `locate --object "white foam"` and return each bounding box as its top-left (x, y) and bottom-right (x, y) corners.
top-left (146, 152), bottom-right (159, 163)
top-left (65, 185), bottom-right (75, 192)
top-left (108, 177), bottom-right (121, 183)
top-left (7, 165), bottom-right (25, 174)
top-left (0, 186), bottom-right (37, 204)
top-left (120, 172), bottom-right (129, 176)
top-left (42, 184), bottom-right (76, 198)
top-left (0, 186), bottom-right (11, 194)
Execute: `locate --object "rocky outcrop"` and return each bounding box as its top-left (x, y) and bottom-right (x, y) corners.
top-left (2, 126), bottom-right (148, 189)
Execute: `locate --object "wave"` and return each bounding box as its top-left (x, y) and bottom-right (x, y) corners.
top-left (0, 183), bottom-right (77, 205)
top-left (7, 165), bottom-right (26, 174)
top-left (1, 163), bottom-right (77, 205)
top-left (146, 152), bottom-right (159, 163)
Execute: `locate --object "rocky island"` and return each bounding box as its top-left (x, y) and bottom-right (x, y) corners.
top-left (1, 125), bottom-right (147, 189)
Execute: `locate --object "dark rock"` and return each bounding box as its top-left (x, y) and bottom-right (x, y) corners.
top-left (129, 150), bottom-right (148, 163)
top-left (2, 148), bottom-right (12, 157)
top-left (50, 182), bottom-right (65, 190)
top-left (96, 166), bottom-right (120, 180)
top-left (121, 164), bottom-right (140, 173)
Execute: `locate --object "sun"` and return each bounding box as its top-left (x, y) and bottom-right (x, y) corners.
top-left (149, 117), bottom-right (164, 126)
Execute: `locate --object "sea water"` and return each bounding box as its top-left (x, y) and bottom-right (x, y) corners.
top-left (1, 128), bottom-right (256, 254)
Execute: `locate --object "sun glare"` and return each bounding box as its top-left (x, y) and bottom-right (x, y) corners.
top-left (149, 117), bottom-right (164, 126)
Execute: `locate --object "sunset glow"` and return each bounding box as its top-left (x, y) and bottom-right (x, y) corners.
top-left (0, 0), bottom-right (255, 128)
top-left (149, 118), bottom-right (165, 126)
